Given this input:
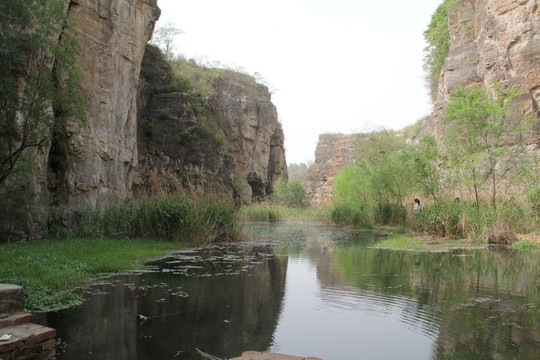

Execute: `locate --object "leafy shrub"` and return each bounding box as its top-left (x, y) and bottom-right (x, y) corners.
top-left (330, 204), bottom-right (372, 227)
top-left (156, 77), bottom-right (191, 94)
top-left (272, 178), bottom-right (309, 208)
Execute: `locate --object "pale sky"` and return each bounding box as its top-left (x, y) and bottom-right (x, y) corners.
top-left (154, 0), bottom-right (440, 164)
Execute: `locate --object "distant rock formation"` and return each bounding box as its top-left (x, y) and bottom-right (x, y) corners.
top-left (304, 133), bottom-right (365, 206)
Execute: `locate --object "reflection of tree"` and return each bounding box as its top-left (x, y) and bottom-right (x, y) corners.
top-left (332, 246), bottom-right (540, 358)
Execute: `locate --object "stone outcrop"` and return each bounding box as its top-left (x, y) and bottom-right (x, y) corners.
top-left (136, 48), bottom-right (287, 203)
top-left (304, 134), bottom-right (365, 206)
top-left (423, 0), bottom-right (540, 142)
top-left (135, 46), bottom-right (236, 200)
top-left (49, 0), bottom-right (161, 212)
top-left (209, 72), bottom-right (287, 201)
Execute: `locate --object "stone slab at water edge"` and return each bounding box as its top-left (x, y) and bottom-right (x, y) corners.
top-left (0, 284), bottom-right (56, 360)
top-left (231, 351), bottom-right (323, 360)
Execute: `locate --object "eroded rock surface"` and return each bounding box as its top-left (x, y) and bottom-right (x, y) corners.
top-left (423, 0), bottom-right (540, 143)
top-left (51, 0), bottom-right (161, 211)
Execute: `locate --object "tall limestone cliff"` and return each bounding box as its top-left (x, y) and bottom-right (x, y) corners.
top-left (49, 0), bottom-right (161, 214)
top-left (208, 71), bottom-right (288, 201)
top-left (423, 0), bottom-right (540, 143)
top-left (136, 47), bottom-right (287, 203)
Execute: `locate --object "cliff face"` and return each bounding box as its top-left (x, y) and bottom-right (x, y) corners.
top-left (423, 0), bottom-right (540, 141)
top-left (50, 0), bottom-right (160, 212)
top-left (209, 72), bottom-right (287, 201)
top-left (304, 134), bottom-right (364, 206)
top-left (135, 46), bottom-right (236, 200)
top-left (136, 48), bottom-right (287, 204)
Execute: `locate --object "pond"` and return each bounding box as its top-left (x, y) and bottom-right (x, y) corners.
top-left (34, 223), bottom-right (540, 360)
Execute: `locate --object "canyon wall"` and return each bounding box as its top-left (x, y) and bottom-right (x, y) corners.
top-left (307, 0), bottom-right (539, 206)
top-left (49, 0), bottom-right (161, 213)
top-left (136, 48), bottom-right (287, 203)
top-left (423, 0), bottom-right (540, 142)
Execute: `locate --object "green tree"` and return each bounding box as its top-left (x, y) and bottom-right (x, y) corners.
top-left (0, 0), bottom-right (88, 186)
top-left (151, 22), bottom-right (183, 60)
top-left (407, 133), bottom-right (443, 202)
top-left (423, 0), bottom-right (465, 100)
top-left (443, 84), bottom-right (532, 211)
top-left (272, 178), bottom-right (308, 208)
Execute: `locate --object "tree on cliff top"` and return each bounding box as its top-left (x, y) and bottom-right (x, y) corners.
top-left (0, 0), bottom-right (88, 186)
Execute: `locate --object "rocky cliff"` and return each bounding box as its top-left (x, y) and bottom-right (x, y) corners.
top-left (49, 0), bottom-right (161, 213)
top-left (208, 71), bottom-right (288, 201)
top-left (423, 0), bottom-right (540, 142)
top-left (304, 133), bottom-right (365, 206)
top-left (136, 48), bottom-right (287, 204)
top-left (306, 0), bottom-right (539, 207)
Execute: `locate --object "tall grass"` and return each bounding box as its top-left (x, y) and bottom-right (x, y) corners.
top-left (410, 198), bottom-right (534, 241)
top-left (74, 194), bottom-right (239, 244)
top-left (239, 204), bottom-right (333, 223)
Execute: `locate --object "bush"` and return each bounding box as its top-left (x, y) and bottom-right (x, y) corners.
top-left (330, 204), bottom-right (372, 227)
top-left (272, 178), bottom-right (308, 208)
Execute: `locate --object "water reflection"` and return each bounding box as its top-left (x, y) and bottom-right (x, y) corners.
top-left (34, 223), bottom-right (540, 360)
top-left (37, 244), bottom-right (287, 360)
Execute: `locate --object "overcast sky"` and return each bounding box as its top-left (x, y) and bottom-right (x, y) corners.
top-left (154, 0), bottom-right (441, 164)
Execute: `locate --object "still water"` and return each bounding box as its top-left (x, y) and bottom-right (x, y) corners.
top-left (35, 223), bottom-right (540, 359)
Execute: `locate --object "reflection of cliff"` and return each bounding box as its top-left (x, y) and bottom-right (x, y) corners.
top-left (37, 254), bottom-right (287, 360)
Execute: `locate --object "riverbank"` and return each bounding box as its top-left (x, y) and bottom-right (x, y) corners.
top-left (376, 234), bottom-right (540, 251)
top-left (0, 238), bottom-right (187, 312)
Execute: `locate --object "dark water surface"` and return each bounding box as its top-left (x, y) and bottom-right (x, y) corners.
top-left (34, 223), bottom-right (540, 359)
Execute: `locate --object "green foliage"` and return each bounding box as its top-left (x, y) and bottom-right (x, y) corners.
top-left (330, 204), bottom-right (372, 227)
top-left (0, 238), bottom-right (186, 311)
top-left (239, 204), bottom-right (333, 223)
top-left (150, 22), bottom-right (183, 60)
top-left (272, 178), bottom-right (309, 208)
top-left (332, 129), bottom-right (416, 226)
top-left (512, 240), bottom-right (540, 251)
top-left (156, 77), bottom-right (191, 94)
top-left (158, 107), bottom-right (172, 120)
top-left (443, 83), bottom-right (533, 210)
top-left (423, 0), bottom-right (466, 99)
top-left (287, 162), bottom-right (310, 182)
top-left (407, 133), bottom-right (443, 201)
top-left (411, 198), bottom-right (533, 240)
top-left (74, 194), bottom-right (239, 244)
top-left (0, 0), bottom-right (88, 185)
top-left (239, 204), bottom-right (285, 222)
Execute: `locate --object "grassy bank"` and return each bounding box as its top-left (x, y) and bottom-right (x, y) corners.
top-left (375, 235), bottom-right (480, 251)
top-left (0, 237), bottom-right (186, 312)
